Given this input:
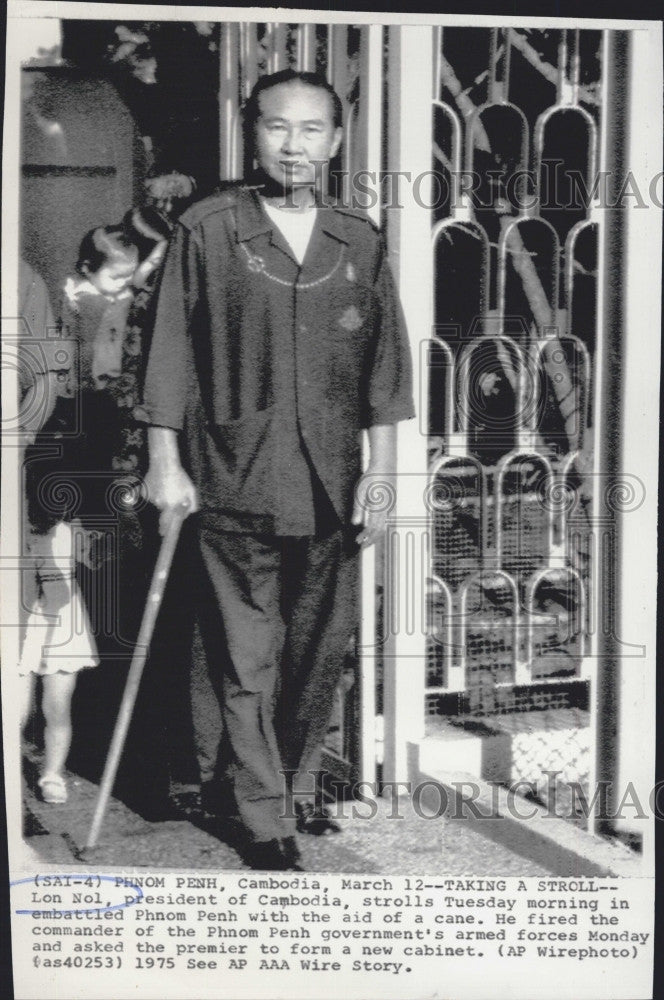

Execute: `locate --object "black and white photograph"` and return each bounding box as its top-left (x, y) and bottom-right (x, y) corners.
top-left (2, 3), bottom-right (660, 998)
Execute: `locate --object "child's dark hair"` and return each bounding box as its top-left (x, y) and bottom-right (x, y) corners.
top-left (76, 225), bottom-right (137, 277)
top-left (122, 206), bottom-right (172, 262)
top-left (243, 69), bottom-right (343, 133)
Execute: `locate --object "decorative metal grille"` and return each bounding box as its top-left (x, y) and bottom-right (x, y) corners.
top-left (427, 28), bottom-right (601, 729)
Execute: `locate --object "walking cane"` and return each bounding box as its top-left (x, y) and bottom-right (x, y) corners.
top-left (85, 500), bottom-right (190, 850)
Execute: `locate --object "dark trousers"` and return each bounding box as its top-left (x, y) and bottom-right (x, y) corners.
top-left (72, 511), bottom-right (201, 818)
top-left (198, 520), bottom-right (358, 843)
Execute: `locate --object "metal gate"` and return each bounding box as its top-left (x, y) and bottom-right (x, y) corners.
top-left (426, 27), bottom-right (609, 820)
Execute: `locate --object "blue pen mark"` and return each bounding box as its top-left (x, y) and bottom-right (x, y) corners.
top-left (10, 875), bottom-right (143, 916)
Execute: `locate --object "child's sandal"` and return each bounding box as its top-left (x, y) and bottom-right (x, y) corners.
top-left (37, 774), bottom-right (68, 804)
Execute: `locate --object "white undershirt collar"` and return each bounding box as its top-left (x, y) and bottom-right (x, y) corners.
top-left (261, 198), bottom-right (317, 265)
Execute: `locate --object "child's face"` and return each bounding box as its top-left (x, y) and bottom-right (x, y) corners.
top-left (86, 255), bottom-right (137, 297)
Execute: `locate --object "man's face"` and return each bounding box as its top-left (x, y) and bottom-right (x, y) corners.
top-left (254, 81), bottom-right (342, 192)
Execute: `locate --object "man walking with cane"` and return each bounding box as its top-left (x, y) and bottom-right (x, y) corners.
top-left (142, 69), bottom-right (414, 870)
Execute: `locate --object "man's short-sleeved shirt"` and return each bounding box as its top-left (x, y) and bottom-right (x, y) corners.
top-left (143, 185), bottom-right (415, 535)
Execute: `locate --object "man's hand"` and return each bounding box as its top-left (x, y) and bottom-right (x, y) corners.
top-left (144, 462), bottom-right (198, 535)
top-left (352, 424), bottom-right (398, 548)
top-left (352, 472), bottom-right (390, 547)
top-left (145, 427), bottom-right (198, 535)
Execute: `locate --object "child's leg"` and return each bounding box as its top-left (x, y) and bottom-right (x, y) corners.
top-left (41, 670), bottom-right (78, 779)
top-left (20, 674), bottom-right (36, 732)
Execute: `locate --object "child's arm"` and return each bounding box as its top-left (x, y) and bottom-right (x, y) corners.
top-left (132, 240), bottom-right (168, 290)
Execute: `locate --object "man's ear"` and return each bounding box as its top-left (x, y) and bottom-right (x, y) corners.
top-left (330, 126), bottom-right (343, 160)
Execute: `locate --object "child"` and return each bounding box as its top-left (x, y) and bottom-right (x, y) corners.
top-left (19, 520), bottom-right (99, 804)
top-left (20, 222), bottom-right (169, 807)
top-left (20, 229), bottom-right (140, 805)
top-left (63, 216), bottom-right (170, 475)
top-left (61, 226), bottom-right (139, 393)
top-left (19, 262), bottom-right (99, 805)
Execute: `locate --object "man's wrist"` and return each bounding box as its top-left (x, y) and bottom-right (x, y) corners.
top-left (147, 425), bottom-right (182, 465)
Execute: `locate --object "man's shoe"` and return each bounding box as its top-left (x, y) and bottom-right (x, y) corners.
top-left (204, 812), bottom-right (247, 853)
top-left (245, 836), bottom-right (303, 871)
top-left (295, 800), bottom-right (341, 837)
top-left (200, 780), bottom-right (238, 820)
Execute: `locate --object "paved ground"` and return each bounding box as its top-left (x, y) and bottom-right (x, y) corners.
top-left (22, 750), bottom-right (551, 875)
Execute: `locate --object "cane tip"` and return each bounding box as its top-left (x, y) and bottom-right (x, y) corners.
top-left (62, 831), bottom-right (105, 863)
top-left (78, 843), bottom-right (103, 860)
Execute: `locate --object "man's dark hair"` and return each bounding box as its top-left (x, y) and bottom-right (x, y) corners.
top-left (243, 69), bottom-right (343, 132)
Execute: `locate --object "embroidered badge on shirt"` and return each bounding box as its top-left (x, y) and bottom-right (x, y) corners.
top-left (338, 305), bottom-right (363, 332)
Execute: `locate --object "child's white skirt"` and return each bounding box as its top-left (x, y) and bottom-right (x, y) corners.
top-left (19, 521), bottom-right (98, 676)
